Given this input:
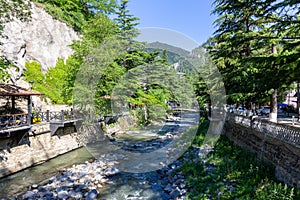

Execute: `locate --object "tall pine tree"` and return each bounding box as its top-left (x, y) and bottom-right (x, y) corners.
top-left (210, 0), bottom-right (299, 121)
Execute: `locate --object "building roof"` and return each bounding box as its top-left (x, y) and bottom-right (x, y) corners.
top-left (0, 84), bottom-right (43, 96)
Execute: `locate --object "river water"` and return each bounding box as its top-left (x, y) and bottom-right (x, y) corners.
top-left (0, 147), bottom-right (94, 198)
top-left (0, 111), bottom-right (200, 199)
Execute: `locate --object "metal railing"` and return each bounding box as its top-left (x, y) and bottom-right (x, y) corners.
top-left (0, 109), bottom-right (81, 131)
top-left (0, 113), bottom-right (29, 130)
top-left (226, 112), bottom-right (300, 148)
top-left (32, 109), bottom-right (76, 122)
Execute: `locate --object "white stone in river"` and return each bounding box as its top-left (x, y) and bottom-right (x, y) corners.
top-left (104, 167), bottom-right (120, 176)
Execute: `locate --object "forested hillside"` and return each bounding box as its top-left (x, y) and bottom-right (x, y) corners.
top-left (0, 0), bottom-right (209, 126)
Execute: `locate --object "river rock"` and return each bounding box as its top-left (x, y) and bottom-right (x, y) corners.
top-left (151, 183), bottom-right (163, 191)
top-left (104, 167), bottom-right (120, 176)
top-left (164, 184), bottom-right (172, 192)
top-left (57, 190), bottom-right (69, 199)
top-left (160, 192), bottom-right (171, 200)
top-left (44, 192), bottom-right (55, 200)
top-left (85, 189), bottom-right (98, 200)
top-left (170, 188), bottom-right (181, 199)
top-left (22, 191), bottom-right (36, 199)
top-left (94, 174), bottom-right (104, 181)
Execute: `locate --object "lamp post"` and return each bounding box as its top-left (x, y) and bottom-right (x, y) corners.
top-left (29, 80), bottom-right (34, 90)
top-left (28, 80), bottom-right (34, 124)
top-left (297, 82), bottom-right (300, 121)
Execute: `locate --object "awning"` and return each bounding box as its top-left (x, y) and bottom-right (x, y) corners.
top-left (0, 84), bottom-right (43, 96)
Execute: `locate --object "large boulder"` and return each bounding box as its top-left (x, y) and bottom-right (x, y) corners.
top-left (0, 2), bottom-right (79, 82)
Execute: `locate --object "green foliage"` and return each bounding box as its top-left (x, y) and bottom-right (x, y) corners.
top-left (24, 60), bottom-right (68, 104)
top-left (114, 0), bottom-right (139, 41)
top-left (95, 62), bottom-right (126, 115)
top-left (116, 50), bottom-right (161, 71)
top-left (24, 61), bottom-right (45, 87)
top-left (63, 13), bottom-right (118, 104)
top-left (128, 84), bottom-right (173, 125)
top-left (71, 13), bottom-right (117, 56)
top-left (255, 181), bottom-right (295, 200)
top-left (44, 58), bottom-right (68, 103)
top-left (35, 0), bottom-right (117, 32)
top-left (0, 58), bottom-right (11, 84)
top-left (210, 0), bottom-right (300, 107)
top-left (62, 55), bottom-right (83, 104)
top-left (181, 120), bottom-right (299, 199)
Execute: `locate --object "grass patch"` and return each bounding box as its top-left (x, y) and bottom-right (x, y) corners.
top-left (180, 120), bottom-right (300, 199)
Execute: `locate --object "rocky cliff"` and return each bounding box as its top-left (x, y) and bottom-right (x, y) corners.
top-left (0, 2), bottom-right (78, 83)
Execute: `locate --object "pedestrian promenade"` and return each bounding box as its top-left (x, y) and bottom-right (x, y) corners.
top-left (261, 113), bottom-right (300, 127)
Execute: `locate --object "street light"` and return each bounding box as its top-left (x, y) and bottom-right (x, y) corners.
top-left (297, 82), bottom-right (300, 121)
top-left (29, 80), bottom-right (34, 90)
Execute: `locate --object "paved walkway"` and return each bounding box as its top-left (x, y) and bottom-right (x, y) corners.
top-left (259, 113), bottom-right (300, 127)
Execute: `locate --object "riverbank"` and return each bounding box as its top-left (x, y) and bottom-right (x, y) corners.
top-left (4, 111), bottom-right (201, 199)
top-left (181, 120), bottom-right (300, 199)
top-left (4, 114), bottom-right (299, 199)
top-left (16, 144), bottom-right (213, 200)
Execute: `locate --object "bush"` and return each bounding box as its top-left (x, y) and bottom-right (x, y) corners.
top-left (24, 60), bottom-right (67, 104)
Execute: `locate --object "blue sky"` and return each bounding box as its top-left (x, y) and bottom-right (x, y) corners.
top-left (128, 0), bottom-right (217, 50)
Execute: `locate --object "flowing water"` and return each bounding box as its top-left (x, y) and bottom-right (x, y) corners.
top-left (0, 111), bottom-right (200, 199)
top-left (0, 147), bottom-right (94, 198)
top-left (89, 111), bottom-right (200, 199)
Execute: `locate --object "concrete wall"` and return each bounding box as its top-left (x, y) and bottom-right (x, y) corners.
top-left (0, 123), bottom-right (102, 178)
top-left (223, 113), bottom-right (300, 188)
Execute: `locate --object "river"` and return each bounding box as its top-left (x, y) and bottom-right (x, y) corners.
top-left (0, 147), bottom-right (94, 198)
top-left (0, 110), bottom-right (200, 199)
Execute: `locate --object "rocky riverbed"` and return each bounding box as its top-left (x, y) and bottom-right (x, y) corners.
top-left (16, 144), bottom-right (213, 200)
top-left (4, 111), bottom-right (219, 200)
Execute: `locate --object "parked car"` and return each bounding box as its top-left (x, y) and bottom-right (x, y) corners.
top-left (261, 106), bottom-right (270, 115)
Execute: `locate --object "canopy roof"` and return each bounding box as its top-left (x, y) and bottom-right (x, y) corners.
top-left (0, 84), bottom-right (43, 97)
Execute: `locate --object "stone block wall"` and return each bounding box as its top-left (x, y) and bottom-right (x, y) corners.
top-left (223, 113), bottom-right (300, 188)
top-left (0, 123), bottom-right (102, 178)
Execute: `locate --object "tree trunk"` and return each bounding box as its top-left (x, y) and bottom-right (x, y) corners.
top-left (270, 44), bottom-right (278, 123)
top-left (270, 89), bottom-right (278, 122)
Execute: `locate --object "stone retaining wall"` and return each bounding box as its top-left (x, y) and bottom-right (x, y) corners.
top-left (0, 123), bottom-right (102, 178)
top-left (223, 113), bottom-right (300, 188)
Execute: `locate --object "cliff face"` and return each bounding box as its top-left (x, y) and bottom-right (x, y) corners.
top-left (0, 3), bottom-right (78, 82)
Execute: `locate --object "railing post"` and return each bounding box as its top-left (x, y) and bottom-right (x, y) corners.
top-left (13, 115), bottom-right (16, 127)
top-left (46, 110), bottom-right (50, 122)
top-left (27, 96), bottom-right (32, 125)
top-left (61, 110), bottom-right (64, 121)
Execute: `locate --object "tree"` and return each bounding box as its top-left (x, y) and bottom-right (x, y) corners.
top-left (114, 0), bottom-right (139, 42)
top-left (62, 13), bottom-right (117, 103)
top-left (210, 0), bottom-right (300, 121)
top-left (211, 0), bottom-right (272, 104)
top-left (0, 58), bottom-right (12, 83)
top-left (34, 0), bottom-right (118, 32)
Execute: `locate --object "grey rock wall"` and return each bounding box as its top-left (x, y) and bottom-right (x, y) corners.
top-left (0, 3), bottom-right (78, 82)
top-left (223, 113), bottom-right (300, 188)
top-left (0, 123), bottom-right (102, 178)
